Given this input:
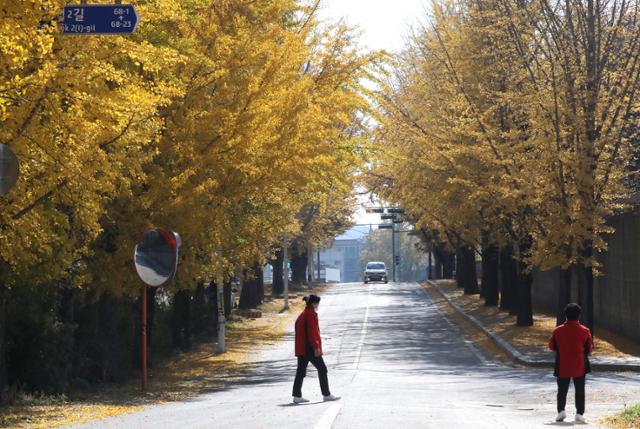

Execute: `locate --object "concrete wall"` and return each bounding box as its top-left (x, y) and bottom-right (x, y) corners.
top-left (595, 211), bottom-right (640, 342)
top-left (531, 268), bottom-right (561, 313)
top-left (532, 210), bottom-right (640, 342)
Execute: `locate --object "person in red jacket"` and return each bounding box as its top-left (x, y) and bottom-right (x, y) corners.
top-left (548, 303), bottom-right (593, 424)
top-left (292, 294), bottom-right (339, 404)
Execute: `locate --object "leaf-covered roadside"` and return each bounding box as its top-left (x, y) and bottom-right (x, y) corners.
top-left (0, 295), bottom-right (305, 429)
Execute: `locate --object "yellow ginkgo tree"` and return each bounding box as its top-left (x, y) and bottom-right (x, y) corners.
top-left (372, 0), bottom-right (640, 330)
top-left (0, 0), bottom-right (376, 397)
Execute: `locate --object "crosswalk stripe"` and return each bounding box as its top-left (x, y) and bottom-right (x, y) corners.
top-left (312, 403), bottom-right (343, 429)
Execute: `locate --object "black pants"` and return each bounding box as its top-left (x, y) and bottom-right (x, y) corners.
top-left (557, 376), bottom-right (585, 414)
top-left (292, 355), bottom-right (330, 397)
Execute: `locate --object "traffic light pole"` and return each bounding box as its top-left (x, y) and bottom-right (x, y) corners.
top-left (391, 223), bottom-right (396, 282)
top-left (358, 214), bottom-right (406, 283)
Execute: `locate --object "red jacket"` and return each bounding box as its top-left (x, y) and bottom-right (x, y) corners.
top-left (295, 307), bottom-right (322, 357)
top-left (548, 320), bottom-right (593, 378)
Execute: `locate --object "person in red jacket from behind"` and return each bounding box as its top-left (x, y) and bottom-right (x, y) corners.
top-left (549, 303), bottom-right (593, 424)
top-left (292, 294), bottom-right (339, 404)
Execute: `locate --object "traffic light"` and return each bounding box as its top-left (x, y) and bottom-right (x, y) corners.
top-left (378, 224), bottom-right (393, 229)
top-left (380, 213), bottom-right (396, 220)
top-left (387, 207), bottom-right (405, 214)
top-left (395, 255), bottom-right (400, 265)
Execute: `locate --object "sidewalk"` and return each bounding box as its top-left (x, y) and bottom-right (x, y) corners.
top-left (426, 280), bottom-right (640, 373)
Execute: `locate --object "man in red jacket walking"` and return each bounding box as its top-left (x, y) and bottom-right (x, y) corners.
top-left (292, 294), bottom-right (339, 404)
top-left (548, 303), bottom-right (593, 424)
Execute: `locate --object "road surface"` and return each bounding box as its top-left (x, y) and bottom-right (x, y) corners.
top-left (70, 282), bottom-right (640, 428)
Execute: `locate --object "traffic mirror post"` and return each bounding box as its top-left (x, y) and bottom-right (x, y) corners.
top-left (133, 228), bottom-right (180, 390)
top-left (141, 283), bottom-right (148, 390)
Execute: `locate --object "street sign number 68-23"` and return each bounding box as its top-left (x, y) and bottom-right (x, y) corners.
top-left (62, 4), bottom-right (139, 35)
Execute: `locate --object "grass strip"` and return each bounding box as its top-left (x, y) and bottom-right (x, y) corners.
top-left (603, 403), bottom-right (640, 428)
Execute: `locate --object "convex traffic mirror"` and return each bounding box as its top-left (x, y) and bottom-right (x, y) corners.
top-left (134, 228), bottom-right (181, 287)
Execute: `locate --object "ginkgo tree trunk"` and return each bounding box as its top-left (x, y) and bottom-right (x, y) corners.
top-left (271, 248), bottom-right (285, 296)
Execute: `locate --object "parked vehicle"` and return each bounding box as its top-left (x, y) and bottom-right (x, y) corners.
top-left (363, 261), bottom-right (388, 284)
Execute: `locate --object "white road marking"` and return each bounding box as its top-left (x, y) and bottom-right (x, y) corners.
top-left (352, 283), bottom-right (373, 370)
top-left (312, 403), bottom-right (343, 429)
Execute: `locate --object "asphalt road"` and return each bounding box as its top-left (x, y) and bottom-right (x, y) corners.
top-left (70, 282), bottom-right (640, 429)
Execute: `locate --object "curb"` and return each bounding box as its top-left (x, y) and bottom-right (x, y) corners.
top-left (427, 280), bottom-right (640, 373)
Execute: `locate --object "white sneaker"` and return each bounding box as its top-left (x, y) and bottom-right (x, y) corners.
top-left (293, 396), bottom-right (309, 404)
top-left (575, 414), bottom-right (587, 424)
top-left (555, 411), bottom-right (567, 422)
top-left (323, 394), bottom-right (340, 401)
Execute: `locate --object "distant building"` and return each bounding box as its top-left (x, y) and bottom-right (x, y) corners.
top-left (319, 237), bottom-right (364, 283)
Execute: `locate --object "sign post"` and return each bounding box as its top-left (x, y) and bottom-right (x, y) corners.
top-left (63, 4), bottom-right (139, 35)
top-left (134, 228), bottom-right (180, 390)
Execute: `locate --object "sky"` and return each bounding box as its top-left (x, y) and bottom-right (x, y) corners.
top-left (318, 0), bottom-right (428, 52)
top-left (318, 0), bottom-right (428, 237)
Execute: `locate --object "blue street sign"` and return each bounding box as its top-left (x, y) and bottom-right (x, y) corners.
top-left (63, 4), bottom-right (138, 35)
